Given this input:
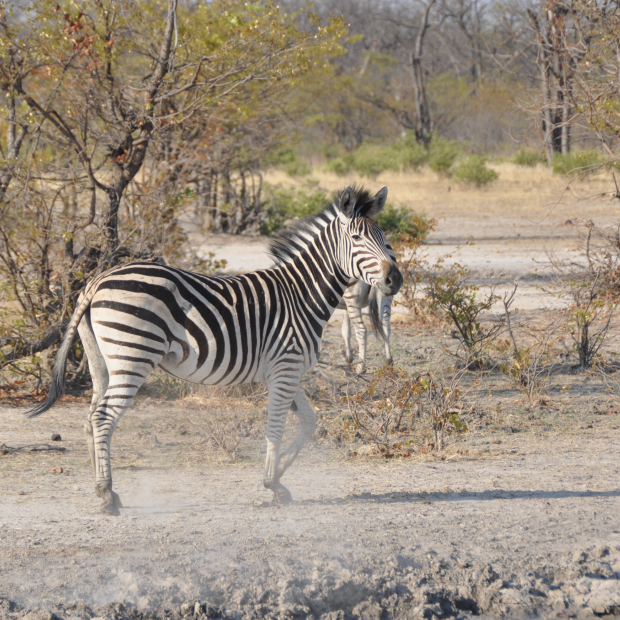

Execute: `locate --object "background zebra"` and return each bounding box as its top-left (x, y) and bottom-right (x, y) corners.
top-left (339, 246), bottom-right (396, 372)
top-left (26, 186), bottom-right (402, 515)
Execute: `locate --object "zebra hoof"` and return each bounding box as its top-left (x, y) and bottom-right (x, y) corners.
top-left (386, 357), bottom-right (394, 367)
top-left (101, 500), bottom-right (121, 516)
top-left (271, 484), bottom-right (293, 505)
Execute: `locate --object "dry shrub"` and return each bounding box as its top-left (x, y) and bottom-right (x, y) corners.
top-left (197, 401), bottom-right (242, 463)
top-left (499, 311), bottom-right (560, 406)
top-left (426, 263), bottom-right (504, 367)
top-left (167, 396), bottom-right (252, 463)
top-left (339, 364), bottom-right (471, 458)
top-left (547, 220), bottom-right (620, 369)
top-left (391, 223), bottom-right (441, 319)
top-left (418, 371), bottom-right (470, 453)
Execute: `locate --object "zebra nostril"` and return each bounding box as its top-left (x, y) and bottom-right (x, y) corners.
top-left (386, 276), bottom-right (392, 286)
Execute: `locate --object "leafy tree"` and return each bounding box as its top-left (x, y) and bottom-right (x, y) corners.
top-left (0, 0), bottom-right (344, 388)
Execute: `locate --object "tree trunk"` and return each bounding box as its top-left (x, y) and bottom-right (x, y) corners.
top-left (561, 93), bottom-right (571, 154)
top-left (0, 92), bottom-right (27, 204)
top-left (411, 0), bottom-right (436, 149)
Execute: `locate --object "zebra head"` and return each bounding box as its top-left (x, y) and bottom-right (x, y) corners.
top-left (335, 185), bottom-right (403, 296)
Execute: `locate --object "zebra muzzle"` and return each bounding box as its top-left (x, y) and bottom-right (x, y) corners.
top-left (379, 261), bottom-right (403, 296)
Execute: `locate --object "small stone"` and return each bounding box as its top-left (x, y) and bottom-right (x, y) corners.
top-left (51, 433), bottom-right (62, 441)
top-left (592, 544), bottom-right (609, 559)
top-left (51, 467), bottom-right (63, 474)
top-left (138, 598), bottom-right (150, 610)
top-left (180, 602), bottom-right (194, 616)
top-left (573, 550), bottom-right (588, 564)
top-left (552, 597), bottom-right (568, 611)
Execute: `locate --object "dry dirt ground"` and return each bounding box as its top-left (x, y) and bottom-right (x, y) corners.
top-left (3, 166), bottom-right (620, 620)
top-left (1, 399), bottom-right (620, 620)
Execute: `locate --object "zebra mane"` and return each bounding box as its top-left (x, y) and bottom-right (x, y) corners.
top-left (267, 185), bottom-right (376, 266)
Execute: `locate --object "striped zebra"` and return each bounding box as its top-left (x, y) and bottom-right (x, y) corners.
top-left (27, 185), bottom-right (402, 515)
top-left (339, 248), bottom-right (395, 372)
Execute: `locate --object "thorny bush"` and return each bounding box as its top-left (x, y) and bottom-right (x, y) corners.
top-left (548, 221), bottom-right (620, 369)
top-left (498, 288), bottom-right (559, 405)
top-left (340, 364), bottom-right (470, 457)
top-left (425, 261), bottom-right (504, 367)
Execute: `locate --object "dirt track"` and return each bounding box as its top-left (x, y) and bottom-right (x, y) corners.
top-left (1, 399), bottom-right (620, 620)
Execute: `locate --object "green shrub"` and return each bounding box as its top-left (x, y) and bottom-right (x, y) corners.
top-left (326, 133), bottom-right (430, 179)
top-left (327, 145), bottom-right (397, 179)
top-left (453, 155), bottom-right (499, 187)
top-left (322, 143), bottom-right (345, 161)
top-left (284, 160), bottom-right (311, 177)
top-left (352, 145), bottom-right (401, 179)
top-left (390, 135), bottom-right (429, 170)
top-left (551, 151), bottom-right (606, 176)
top-left (375, 203), bottom-right (434, 240)
top-left (266, 145), bottom-right (311, 177)
top-left (428, 137), bottom-right (460, 176)
top-left (326, 153), bottom-right (355, 176)
top-left (511, 147), bottom-right (544, 167)
top-left (260, 185), bottom-right (329, 235)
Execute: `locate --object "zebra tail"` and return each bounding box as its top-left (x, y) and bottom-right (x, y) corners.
top-left (369, 286), bottom-right (387, 343)
top-left (25, 284), bottom-right (97, 418)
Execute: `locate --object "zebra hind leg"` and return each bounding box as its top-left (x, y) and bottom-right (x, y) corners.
top-left (90, 374), bottom-right (150, 515)
top-left (263, 379), bottom-right (304, 505)
top-left (276, 389), bottom-right (316, 480)
top-left (341, 309), bottom-right (353, 364)
top-left (78, 313), bottom-right (119, 510)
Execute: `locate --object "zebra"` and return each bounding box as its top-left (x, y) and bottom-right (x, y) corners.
top-left (26, 185), bottom-right (402, 515)
top-left (338, 246), bottom-right (395, 372)
top-left (287, 211), bottom-right (396, 372)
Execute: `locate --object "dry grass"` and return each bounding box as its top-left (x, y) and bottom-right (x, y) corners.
top-left (265, 163), bottom-right (618, 221)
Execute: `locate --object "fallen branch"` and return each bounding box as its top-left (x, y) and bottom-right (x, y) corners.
top-left (0, 443), bottom-right (67, 455)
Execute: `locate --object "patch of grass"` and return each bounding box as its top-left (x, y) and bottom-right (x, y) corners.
top-left (551, 151), bottom-right (606, 176)
top-left (511, 147), bottom-right (544, 167)
top-left (453, 155), bottom-right (499, 187)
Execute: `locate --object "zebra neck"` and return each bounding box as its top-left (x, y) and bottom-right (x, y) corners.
top-left (277, 228), bottom-right (349, 324)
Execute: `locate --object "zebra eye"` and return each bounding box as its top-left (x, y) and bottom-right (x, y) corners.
top-left (351, 234), bottom-right (362, 241)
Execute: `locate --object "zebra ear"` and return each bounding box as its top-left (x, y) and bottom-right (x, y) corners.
top-left (360, 186), bottom-right (388, 218)
top-left (337, 186), bottom-right (357, 218)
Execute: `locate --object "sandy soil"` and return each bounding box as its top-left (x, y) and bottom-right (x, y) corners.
top-left (1, 399), bottom-right (620, 620)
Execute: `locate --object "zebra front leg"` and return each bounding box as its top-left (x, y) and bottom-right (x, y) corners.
top-left (382, 296), bottom-right (393, 366)
top-left (346, 298), bottom-right (368, 372)
top-left (341, 309), bottom-right (353, 364)
top-left (276, 389), bottom-right (317, 480)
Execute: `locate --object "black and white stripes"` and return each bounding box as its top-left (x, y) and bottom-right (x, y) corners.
top-left (27, 185), bottom-right (402, 514)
